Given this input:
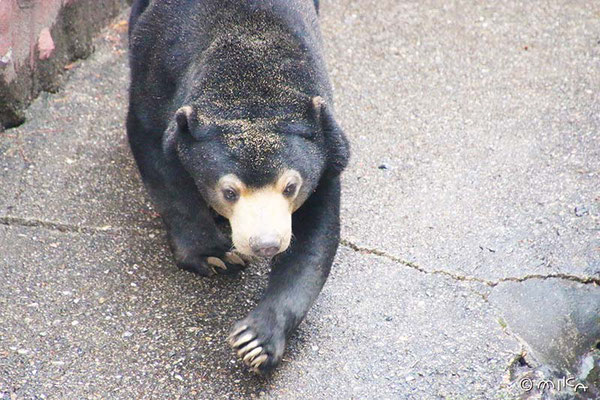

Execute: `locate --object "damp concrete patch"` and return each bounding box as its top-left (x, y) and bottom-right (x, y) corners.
top-left (489, 278), bottom-right (600, 396)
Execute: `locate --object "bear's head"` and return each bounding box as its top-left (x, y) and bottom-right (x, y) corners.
top-left (163, 96), bottom-right (349, 258)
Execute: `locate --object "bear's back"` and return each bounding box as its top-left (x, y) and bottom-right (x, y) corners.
top-left (128, 0), bottom-right (330, 128)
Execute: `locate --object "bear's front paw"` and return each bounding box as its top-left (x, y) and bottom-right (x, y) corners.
top-left (176, 251), bottom-right (246, 276)
top-left (228, 312), bottom-right (286, 374)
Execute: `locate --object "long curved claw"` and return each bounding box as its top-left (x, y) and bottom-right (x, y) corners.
top-left (228, 324), bottom-right (248, 341)
top-left (250, 354), bottom-right (268, 369)
top-left (206, 256), bottom-right (227, 270)
top-left (232, 331), bottom-right (256, 348)
top-left (237, 339), bottom-right (260, 358)
top-left (225, 252), bottom-right (245, 266)
top-left (243, 347), bottom-right (263, 363)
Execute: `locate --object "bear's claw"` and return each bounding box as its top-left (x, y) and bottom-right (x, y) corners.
top-left (231, 332), bottom-right (255, 348)
top-left (242, 346), bottom-right (263, 362)
top-left (207, 256), bottom-right (227, 271)
top-left (176, 253), bottom-right (246, 276)
top-left (237, 339), bottom-right (260, 357)
top-left (225, 252), bottom-right (245, 266)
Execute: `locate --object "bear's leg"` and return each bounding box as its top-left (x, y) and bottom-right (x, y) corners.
top-left (229, 177), bottom-right (341, 372)
top-left (126, 112), bottom-right (245, 276)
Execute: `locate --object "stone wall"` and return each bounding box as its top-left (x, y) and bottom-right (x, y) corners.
top-left (0, 0), bottom-right (130, 130)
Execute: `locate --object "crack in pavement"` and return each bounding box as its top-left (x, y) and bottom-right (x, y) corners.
top-left (340, 239), bottom-right (600, 287)
top-left (2, 214), bottom-right (598, 287)
top-left (340, 239), bottom-right (493, 285)
top-left (0, 215), bottom-right (161, 236)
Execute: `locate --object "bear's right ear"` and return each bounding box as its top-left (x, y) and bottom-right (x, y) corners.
top-left (312, 97), bottom-right (350, 177)
top-left (175, 106), bottom-right (214, 141)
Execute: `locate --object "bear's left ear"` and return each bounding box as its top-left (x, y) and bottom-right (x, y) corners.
top-left (175, 105), bottom-right (215, 141)
top-left (312, 97), bottom-right (350, 177)
top-left (175, 106), bottom-right (194, 133)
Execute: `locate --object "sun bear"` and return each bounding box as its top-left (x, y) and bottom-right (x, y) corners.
top-left (127, 0), bottom-right (349, 373)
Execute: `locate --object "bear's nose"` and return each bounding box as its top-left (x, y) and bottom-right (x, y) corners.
top-left (249, 235), bottom-right (281, 258)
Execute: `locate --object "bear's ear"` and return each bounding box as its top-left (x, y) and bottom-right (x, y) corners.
top-left (312, 97), bottom-right (350, 177)
top-left (175, 105), bottom-right (214, 141)
top-left (175, 106), bottom-right (194, 133)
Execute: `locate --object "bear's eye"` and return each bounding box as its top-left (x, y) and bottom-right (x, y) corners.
top-left (283, 183), bottom-right (297, 198)
top-left (223, 188), bottom-right (239, 203)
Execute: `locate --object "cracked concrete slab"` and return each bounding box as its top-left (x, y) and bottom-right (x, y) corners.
top-left (0, 225), bottom-right (521, 399)
top-left (325, 0), bottom-right (600, 282)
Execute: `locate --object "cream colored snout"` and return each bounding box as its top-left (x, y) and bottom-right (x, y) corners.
top-left (211, 171), bottom-right (304, 258)
top-left (230, 190), bottom-right (292, 257)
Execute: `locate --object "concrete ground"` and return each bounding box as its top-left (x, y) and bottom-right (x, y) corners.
top-left (1, 1), bottom-right (599, 399)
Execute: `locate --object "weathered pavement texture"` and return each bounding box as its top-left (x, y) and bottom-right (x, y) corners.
top-left (1, 1), bottom-right (599, 399)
